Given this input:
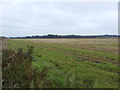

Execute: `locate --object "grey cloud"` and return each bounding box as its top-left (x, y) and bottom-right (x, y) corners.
top-left (2, 2), bottom-right (118, 36)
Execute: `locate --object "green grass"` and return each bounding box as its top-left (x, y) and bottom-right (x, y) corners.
top-left (7, 39), bottom-right (118, 88)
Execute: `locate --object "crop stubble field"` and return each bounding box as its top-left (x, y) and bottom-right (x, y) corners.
top-left (7, 38), bottom-right (118, 88)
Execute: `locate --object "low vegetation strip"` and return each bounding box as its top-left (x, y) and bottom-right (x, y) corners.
top-left (3, 38), bottom-right (118, 88)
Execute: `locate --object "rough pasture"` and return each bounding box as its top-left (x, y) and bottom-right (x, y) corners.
top-left (7, 38), bottom-right (118, 88)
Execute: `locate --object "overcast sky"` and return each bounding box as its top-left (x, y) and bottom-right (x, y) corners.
top-left (1, 2), bottom-right (118, 37)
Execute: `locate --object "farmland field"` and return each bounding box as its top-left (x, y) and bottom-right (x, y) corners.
top-left (6, 38), bottom-right (118, 88)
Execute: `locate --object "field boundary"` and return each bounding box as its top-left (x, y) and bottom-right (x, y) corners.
top-left (30, 55), bottom-right (66, 76)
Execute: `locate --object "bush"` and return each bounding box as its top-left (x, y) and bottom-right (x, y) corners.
top-left (2, 45), bottom-right (34, 88)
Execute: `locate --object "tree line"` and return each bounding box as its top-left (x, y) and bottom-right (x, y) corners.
top-left (5, 34), bottom-right (120, 39)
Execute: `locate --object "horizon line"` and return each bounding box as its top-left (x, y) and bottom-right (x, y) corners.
top-left (1, 34), bottom-right (119, 37)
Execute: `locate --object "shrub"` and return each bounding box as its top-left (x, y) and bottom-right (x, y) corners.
top-left (2, 45), bottom-right (34, 88)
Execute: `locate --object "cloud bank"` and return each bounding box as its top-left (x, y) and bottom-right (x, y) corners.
top-left (1, 2), bottom-right (118, 37)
